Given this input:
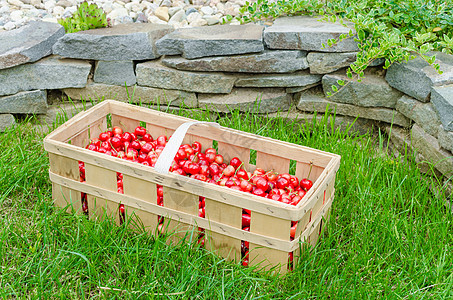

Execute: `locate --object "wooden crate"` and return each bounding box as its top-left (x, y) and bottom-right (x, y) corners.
top-left (44, 100), bottom-right (341, 274)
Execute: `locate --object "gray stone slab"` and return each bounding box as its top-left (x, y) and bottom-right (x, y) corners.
top-left (322, 70), bottom-right (402, 108)
top-left (156, 24), bottom-right (264, 59)
top-left (0, 55), bottom-right (91, 96)
top-left (52, 23), bottom-right (173, 60)
top-left (439, 125), bottom-right (453, 153)
top-left (198, 88), bottom-right (290, 113)
top-left (136, 60), bottom-right (235, 93)
top-left (395, 95), bottom-right (441, 137)
top-left (94, 61), bottom-right (136, 86)
top-left (307, 52), bottom-right (385, 74)
top-left (161, 50), bottom-right (308, 73)
top-left (431, 84), bottom-right (453, 131)
top-left (296, 89), bottom-right (411, 127)
top-left (0, 114), bottom-right (15, 132)
top-left (0, 21), bottom-right (64, 70)
top-left (385, 52), bottom-right (453, 102)
top-left (0, 90), bottom-right (47, 114)
top-left (307, 52), bottom-right (357, 74)
top-left (286, 83), bottom-right (320, 94)
top-left (235, 71), bottom-right (321, 88)
top-left (64, 81), bottom-right (197, 107)
top-left (383, 125), bottom-right (412, 155)
top-left (411, 123), bottom-right (453, 178)
top-left (263, 16), bottom-right (359, 52)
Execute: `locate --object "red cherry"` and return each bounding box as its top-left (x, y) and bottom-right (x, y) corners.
top-left (205, 152), bottom-right (216, 163)
top-left (134, 126), bottom-right (146, 137)
top-left (237, 169), bottom-right (249, 180)
top-left (156, 135), bottom-right (167, 146)
top-left (242, 214), bottom-right (251, 227)
top-left (300, 178), bottom-right (313, 191)
top-left (192, 141), bottom-right (202, 153)
top-left (121, 132), bottom-right (132, 143)
top-left (214, 155), bottom-right (224, 165)
top-left (276, 177), bottom-right (290, 189)
top-left (222, 165), bottom-right (235, 177)
top-left (130, 140), bottom-right (141, 150)
top-left (256, 177), bottom-right (269, 192)
top-left (230, 157), bottom-right (242, 170)
top-left (142, 133), bottom-right (153, 142)
top-left (205, 148), bottom-right (216, 155)
top-left (252, 188), bottom-right (266, 197)
top-left (112, 126), bottom-right (123, 136)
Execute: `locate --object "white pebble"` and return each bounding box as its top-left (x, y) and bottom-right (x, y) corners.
top-left (200, 6), bottom-right (212, 15)
top-left (186, 11), bottom-right (201, 23)
top-left (10, 10), bottom-right (24, 21)
top-left (44, 0), bottom-right (55, 10)
top-left (4, 21), bottom-right (16, 30)
top-left (7, 0), bottom-right (23, 7)
top-left (52, 5), bottom-right (64, 16)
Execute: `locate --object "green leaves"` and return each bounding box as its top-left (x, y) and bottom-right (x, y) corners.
top-left (58, 1), bottom-right (107, 33)
top-left (234, 0), bottom-right (452, 87)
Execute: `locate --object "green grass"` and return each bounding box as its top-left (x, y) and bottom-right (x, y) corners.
top-left (1, 102), bottom-right (453, 298)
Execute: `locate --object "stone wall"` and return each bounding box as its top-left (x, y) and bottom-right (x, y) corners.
top-left (1, 17), bottom-right (452, 181)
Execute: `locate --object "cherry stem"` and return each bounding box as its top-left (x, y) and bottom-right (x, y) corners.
top-left (307, 162), bottom-right (313, 179)
top-left (234, 162), bottom-right (244, 176)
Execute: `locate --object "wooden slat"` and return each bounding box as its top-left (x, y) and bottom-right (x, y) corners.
top-left (217, 142), bottom-right (250, 168)
top-left (126, 207), bottom-right (158, 234)
top-left (123, 175), bottom-right (157, 204)
top-left (84, 163), bottom-right (117, 191)
top-left (256, 152), bottom-right (290, 174)
top-left (48, 153), bottom-right (82, 214)
top-left (48, 153), bottom-right (79, 181)
top-left (89, 117), bottom-right (107, 140)
top-left (49, 171), bottom-right (297, 252)
top-left (184, 135), bottom-right (212, 153)
top-left (52, 183), bottom-right (82, 215)
top-left (87, 195), bottom-right (120, 225)
top-left (84, 163), bottom-right (118, 222)
top-left (45, 141), bottom-right (306, 220)
top-left (249, 246), bottom-right (289, 275)
top-left (163, 187), bottom-right (198, 243)
top-left (112, 115), bottom-right (140, 133)
top-left (295, 162), bottom-right (325, 183)
top-left (45, 100), bottom-right (109, 142)
top-left (205, 199), bottom-right (242, 262)
top-left (123, 174), bottom-right (158, 233)
top-left (70, 129), bottom-right (89, 148)
top-left (249, 212), bottom-right (291, 273)
top-left (107, 100), bottom-right (337, 167)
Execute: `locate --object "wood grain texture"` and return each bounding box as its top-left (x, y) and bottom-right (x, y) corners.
top-left (52, 183), bottom-right (82, 214)
top-left (112, 115), bottom-right (140, 133)
top-left (205, 198), bottom-right (242, 261)
top-left (256, 152), bottom-right (290, 174)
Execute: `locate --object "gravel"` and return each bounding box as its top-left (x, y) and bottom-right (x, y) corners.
top-left (0, 0), bottom-right (245, 31)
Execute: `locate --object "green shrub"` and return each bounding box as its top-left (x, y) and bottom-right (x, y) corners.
top-left (233, 0), bottom-right (453, 91)
top-left (58, 1), bottom-right (108, 33)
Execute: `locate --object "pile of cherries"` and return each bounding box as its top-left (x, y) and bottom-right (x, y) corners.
top-left (78, 125), bottom-right (314, 267)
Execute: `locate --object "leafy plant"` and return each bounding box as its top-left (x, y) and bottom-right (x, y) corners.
top-left (58, 1), bottom-right (108, 33)
top-left (233, 0), bottom-right (453, 94)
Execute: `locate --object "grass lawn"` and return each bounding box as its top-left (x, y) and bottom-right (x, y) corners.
top-left (1, 102), bottom-right (452, 298)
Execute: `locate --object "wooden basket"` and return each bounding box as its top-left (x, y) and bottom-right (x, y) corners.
top-left (44, 100), bottom-right (341, 274)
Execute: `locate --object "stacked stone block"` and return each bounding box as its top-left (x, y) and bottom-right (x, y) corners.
top-left (0, 17), bottom-right (452, 181)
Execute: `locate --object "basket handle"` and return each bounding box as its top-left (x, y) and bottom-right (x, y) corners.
top-left (154, 121), bottom-right (220, 174)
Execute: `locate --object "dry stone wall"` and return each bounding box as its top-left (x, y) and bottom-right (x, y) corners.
top-left (1, 17), bottom-right (452, 180)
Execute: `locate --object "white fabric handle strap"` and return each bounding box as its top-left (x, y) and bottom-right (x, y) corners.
top-left (154, 121), bottom-right (220, 174)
